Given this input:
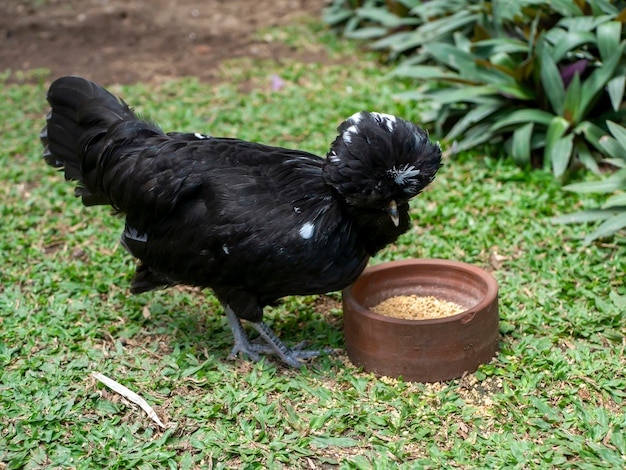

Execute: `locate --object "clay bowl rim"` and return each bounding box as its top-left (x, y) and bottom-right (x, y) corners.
top-left (344, 258), bottom-right (499, 325)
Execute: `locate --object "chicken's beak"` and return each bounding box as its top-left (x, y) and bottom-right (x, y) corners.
top-left (386, 200), bottom-right (400, 227)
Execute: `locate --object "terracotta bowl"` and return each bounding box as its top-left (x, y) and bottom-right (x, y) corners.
top-left (342, 258), bottom-right (499, 382)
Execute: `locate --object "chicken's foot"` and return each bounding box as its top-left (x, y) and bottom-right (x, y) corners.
top-left (223, 305), bottom-right (331, 367)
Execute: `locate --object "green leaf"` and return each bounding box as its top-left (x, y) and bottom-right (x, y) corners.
top-left (548, 0), bottom-right (585, 16)
top-left (490, 108), bottom-right (555, 131)
top-left (558, 16), bottom-right (613, 36)
top-left (491, 83), bottom-right (536, 100)
top-left (538, 40), bottom-right (565, 115)
top-left (370, 31), bottom-right (419, 52)
top-left (552, 209), bottom-right (619, 224)
top-left (544, 116), bottom-right (571, 174)
top-left (598, 137), bottom-right (624, 160)
top-left (604, 158), bottom-right (626, 169)
top-left (473, 38), bottom-right (530, 56)
top-left (606, 75), bottom-right (626, 112)
top-left (423, 43), bottom-right (477, 74)
top-left (575, 141), bottom-right (600, 174)
top-left (584, 0), bottom-right (620, 15)
top-left (596, 21), bottom-right (622, 62)
top-left (563, 72), bottom-right (583, 123)
top-left (473, 37), bottom-right (528, 57)
top-left (511, 122), bottom-right (534, 166)
top-left (574, 120), bottom-right (609, 154)
top-left (606, 121), bottom-right (626, 151)
top-left (416, 10), bottom-right (480, 39)
top-left (548, 30), bottom-right (596, 63)
top-left (563, 169), bottom-right (626, 193)
top-left (551, 134), bottom-right (575, 177)
top-left (579, 43), bottom-right (624, 117)
top-left (394, 90), bottom-right (430, 101)
top-left (345, 27), bottom-right (389, 40)
top-left (390, 64), bottom-right (459, 81)
top-left (424, 85), bottom-right (500, 105)
top-left (604, 193), bottom-right (626, 208)
top-left (356, 7), bottom-right (420, 28)
top-left (371, 10), bottom-right (479, 53)
top-left (446, 102), bottom-right (502, 140)
top-left (584, 211), bottom-right (626, 244)
top-left (450, 122), bottom-right (496, 152)
top-left (598, 135), bottom-right (626, 161)
top-left (322, 8), bottom-right (354, 26)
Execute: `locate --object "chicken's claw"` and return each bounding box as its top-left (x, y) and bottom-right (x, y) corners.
top-left (224, 305), bottom-right (332, 367)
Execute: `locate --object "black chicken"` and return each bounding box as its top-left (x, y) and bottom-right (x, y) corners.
top-left (41, 76), bottom-right (442, 367)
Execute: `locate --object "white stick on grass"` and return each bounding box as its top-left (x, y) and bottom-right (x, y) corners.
top-left (92, 372), bottom-right (165, 428)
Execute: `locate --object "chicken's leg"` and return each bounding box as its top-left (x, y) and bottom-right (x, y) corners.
top-left (223, 305), bottom-right (331, 367)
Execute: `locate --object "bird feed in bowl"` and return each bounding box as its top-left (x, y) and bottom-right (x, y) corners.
top-left (371, 294), bottom-right (464, 320)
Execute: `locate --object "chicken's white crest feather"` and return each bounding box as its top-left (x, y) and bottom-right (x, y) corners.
top-left (371, 112), bottom-right (397, 132)
top-left (388, 164), bottom-right (421, 186)
top-left (342, 124), bottom-right (359, 145)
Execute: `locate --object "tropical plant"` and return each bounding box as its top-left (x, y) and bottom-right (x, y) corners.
top-left (324, 0), bottom-right (626, 178)
top-left (553, 120), bottom-right (626, 243)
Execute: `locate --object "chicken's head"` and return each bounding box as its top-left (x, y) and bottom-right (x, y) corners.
top-left (322, 111), bottom-right (442, 227)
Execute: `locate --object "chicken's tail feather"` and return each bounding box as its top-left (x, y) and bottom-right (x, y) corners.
top-left (41, 76), bottom-right (163, 207)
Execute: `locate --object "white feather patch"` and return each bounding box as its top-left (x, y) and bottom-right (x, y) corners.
top-left (388, 164), bottom-right (421, 186)
top-left (299, 222), bottom-right (315, 240)
top-left (371, 112), bottom-right (397, 132)
top-left (342, 124), bottom-right (359, 145)
top-left (348, 111), bottom-right (365, 124)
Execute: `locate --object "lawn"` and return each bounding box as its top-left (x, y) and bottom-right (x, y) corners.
top-left (1, 19), bottom-right (625, 469)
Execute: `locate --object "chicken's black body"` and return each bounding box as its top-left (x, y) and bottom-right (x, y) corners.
top-left (41, 76), bottom-right (441, 366)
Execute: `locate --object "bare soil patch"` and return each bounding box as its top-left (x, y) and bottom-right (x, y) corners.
top-left (1, 0), bottom-right (326, 85)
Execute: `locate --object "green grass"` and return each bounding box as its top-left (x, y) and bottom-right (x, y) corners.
top-left (1, 19), bottom-right (626, 470)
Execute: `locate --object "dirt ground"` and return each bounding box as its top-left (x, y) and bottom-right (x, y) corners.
top-left (0, 0), bottom-right (326, 85)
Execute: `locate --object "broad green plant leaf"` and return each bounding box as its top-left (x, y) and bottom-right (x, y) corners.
top-left (563, 72), bottom-right (583, 123)
top-left (345, 27), bottom-right (389, 40)
top-left (544, 116), bottom-right (571, 175)
top-left (423, 85), bottom-right (501, 105)
top-left (472, 38), bottom-right (530, 56)
top-left (607, 75), bottom-right (626, 112)
top-left (547, 30), bottom-right (596, 63)
top-left (511, 122), bottom-right (534, 166)
top-left (390, 65), bottom-right (459, 81)
top-left (597, 135), bottom-right (625, 160)
top-left (575, 141), bottom-right (600, 174)
top-left (604, 193), bottom-right (626, 208)
top-left (583, 212), bottom-right (626, 244)
top-left (606, 121), bottom-right (626, 152)
top-left (446, 102), bottom-right (503, 140)
top-left (563, 169), bottom-right (626, 193)
top-left (578, 43), bottom-right (624, 118)
top-left (575, 120), bottom-right (610, 154)
top-left (490, 108), bottom-right (555, 131)
top-left (538, 40), bottom-right (566, 115)
top-left (355, 7), bottom-right (420, 28)
top-left (552, 208), bottom-right (620, 224)
top-left (415, 10), bottom-right (480, 40)
top-left (548, 0), bottom-right (585, 16)
top-left (596, 20), bottom-right (622, 62)
top-left (450, 122), bottom-right (496, 152)
top-left (551, 133), bottom-right (575, 177)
